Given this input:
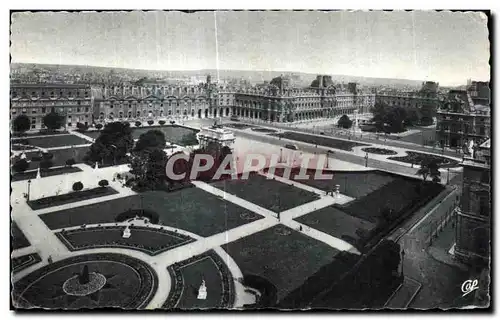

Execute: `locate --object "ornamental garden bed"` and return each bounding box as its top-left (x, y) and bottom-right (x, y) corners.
top-left (12, 253), bottom-right (42, 274)
top-left (11, 130), bottom-right (68, 138)
top-left (223, 123), bottom-right (255, 130)
top-left (15, 146), bottom-right (90, 171)
top-left (271, 131), bottom-right (369, 151)
top-left (12, 253), bottom-right (158, 309)
top-left (361, 147), bottom-right (398, 155)
top-left (28, 186), bottom-right (118, 210)
top-left (221, 224), bottom-right (342, 306)
top-left (11, 222), bottom-right (31, 250)
top-left (211, 172), bottom-right (320, 212)
top-left (269, 168), bottom-right (395, 199)
top-left (11, 166), bottom-right (83, 182)
top-left (11, 134), bottom-right (90, 148)
top-left (251, 127), bottom-right (277, 133)
top-left (388, 151), bottom-right (459, 167)
top-left (162, 250), bottom-right (235, 309)
top-left (56, 225), bottom-right (195, 256)
top-left (39, 189), bottom-right (264, 237)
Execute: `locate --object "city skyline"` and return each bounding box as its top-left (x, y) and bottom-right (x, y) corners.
top-left (11, 11), bottom-right (490, 86)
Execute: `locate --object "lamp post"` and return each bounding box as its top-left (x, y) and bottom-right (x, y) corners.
top-left (27, 179), bottom-right (31, 201)
top-left (279, 148), bottom-right (283, 163)
top-left (447, 168), bottom-right (450, 185)
top-left (365, 152), bottom-right (369, 167)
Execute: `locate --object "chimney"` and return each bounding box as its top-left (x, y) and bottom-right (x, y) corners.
top-left (319, 75), bottom-right (324, 88)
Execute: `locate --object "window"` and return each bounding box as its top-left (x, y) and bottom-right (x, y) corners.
top-left (42, 91), bottom-right (46, 97)
top-left (77, 108), bottom-right (81, 112)
top-left (68, 91), bottom-right (72, 97)
top-left (12, 110), bottom-right (17, 115)
top-left (31, 92), bottom-right (36, 97)
top-left (85, 107), bottom-right (89, 112)
top-left (32, 109), bottom-right (37, 114)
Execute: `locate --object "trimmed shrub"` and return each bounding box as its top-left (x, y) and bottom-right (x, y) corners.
top-left (159, 120), bottom-right (166, 126)
top-left (170, 120), bottom-right (176, 125)
top-left (72, 181), bottom-right (84, 192)
top-left (12, 159), bottom-right (29, 173)
top-left (147, 120), bottom-right (154, 126)
top-left (95, 123), bottom-right (103, 130)
top-left (65, 158), bottom-right (76, 167)
top-left (135, 121), bottom-right (142, 127)
top-left (98, 179), bottom-right (109, 187)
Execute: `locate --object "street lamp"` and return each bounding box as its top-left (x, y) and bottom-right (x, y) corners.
top-left (365, 152), bottom-right (369, 167)
top-left (279, 148), bottom-right (283, 163)
top-left (27, 179), bottom-right (31, 201)
top-left (447, 168), bottom-right (450, 185)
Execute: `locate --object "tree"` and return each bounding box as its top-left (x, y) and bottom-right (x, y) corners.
top-left (135, 121), bottom-right (142, 127)
top-left (147, 120), bottom-right (154, 126)
top-left (95, 123), bottom-right (103, 130)
top-left (43, 111), bottom-right (65, 131)
top-left (42, 152), bottom-right (54, 160)
top-left (159, 120), bottom-right (166, 126)
top-left (416, 158), bottom-right (440, 182)
top-left (129, 148), bottom-right (169, 191)
top-left (72, 181), bottom-right (84, 191)
top-left (76, 122), bottom-right (88, 132)
top-left (180, 132), bottom-right (199, 146)
top-left (85, 121), bottom-right (134, 166)
top-left (39, 159), bottom-right (53, 172)
top-left (420, 103), bottom-right (435, 126)
top-left (370, 102), bottom-right (388, 131)
top-left (65, 158), bottom-right (76, 167)
top-left (12, 159), bottom-right (29, 173)
top-left (12, 115), bottom-right (31, 134)
top-left (134, 130), bottom-right (166, 152)
top-left (98, 179), bottom-right (109, 188)
top-left (337, 115), bottom-right (353, 129)
top-left (404, 107), bottom-right (420, 126)
top-left (385, 107), bottom-right (407, 133)
top-left (170, 120), bottom-right (176, 125)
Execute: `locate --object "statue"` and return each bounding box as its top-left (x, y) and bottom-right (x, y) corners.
top-left (78, 265), bottom-right (90, 285)
top-left (36, 167), bottom-right (41, 179)
top-left (122, 225), bottom-right (131, 239)
top-left (94, 162), bottom-right (99, 170)
top-left (197, 279), bottom-right (207, 300)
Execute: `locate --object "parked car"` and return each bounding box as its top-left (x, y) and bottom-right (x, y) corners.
top-left (284, 144), bottom-right (299, 150)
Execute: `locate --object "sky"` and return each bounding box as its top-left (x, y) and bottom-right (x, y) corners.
top-left (10, 10), bottom-right (490, 86)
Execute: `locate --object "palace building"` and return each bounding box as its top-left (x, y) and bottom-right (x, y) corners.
top-left (10, 84), bottom-right (93, 129)
top-left (12, 75), bottom-right (377, 128)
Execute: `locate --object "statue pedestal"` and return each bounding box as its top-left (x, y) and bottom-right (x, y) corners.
top-left (122, 226), bottom-right (131, 239)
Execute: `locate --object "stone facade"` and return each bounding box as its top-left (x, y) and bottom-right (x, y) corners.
top-left (10, 84), bottom-right (93, 129)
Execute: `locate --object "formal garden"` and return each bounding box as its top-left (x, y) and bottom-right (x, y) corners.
top-left (83, 124), bottom-right (199, 146)
top-left (11, 222), bottom-right (31, 250)
top-left (221, 224), bottom-right (341, 307)
top-left (40, 189), bottom-right (264, 237)
top-left (388, 151), bottom-right (460, 167)
top-left (361, 147), bottom-right (398, 155)
top-left (251, 127), bottom-right (277, 133)
top-left (28, 182), bottom-right (118, 210)
top-left (223, 123), bottom-right (255, 130)
top-left (163, 250), bottom-right (234, 309)
top-left (211, 172), bottom-right (320, 212)
top-left (12, 253), bottom-right (158, 309)
top-left (271, 131), bottom-right (369, 151)
top-left (11, 134), bottom-right (90, 149)
top-left (269, 168), bottom-right (395, 199)
top-left (56, 225), bottom-right (195, 255)
top-left (12, 253), bottom-right (42, 274)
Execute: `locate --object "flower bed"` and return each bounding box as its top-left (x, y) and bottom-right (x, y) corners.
top-left (388, 151), bottom-right (459, 167)
top-left (56, 225), bottom-right (195, 256)
top-left (27, 186), bottom-right (118, 210)
top-left (162, 250), bottom-right (235, 309)
top-left (361, 147), bottom-right (398, 155)
top-left (11, 166), bottom-right (83, 182)
top-left (271, 131), bottom-right (369, 151)
top-left (251, 127), bottom-right (277, 133)
top-left (12, 253), bottom-right (42, 274)
top-left (223, 123), bottom-right (255, 130)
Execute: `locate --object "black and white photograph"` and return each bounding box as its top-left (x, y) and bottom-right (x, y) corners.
top-left (8, 8), bottom-right (492, 311)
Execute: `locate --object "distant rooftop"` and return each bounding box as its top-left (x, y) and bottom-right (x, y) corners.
top-left (11, 83), bottom-right (90, 88)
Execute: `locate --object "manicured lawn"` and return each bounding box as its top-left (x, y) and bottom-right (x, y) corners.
top-left (295, 206), bottom-right (376, 248)
top-left (251, 127), bottom-right (277, 133)
top-left (11, 134), bottom-right (90, 148)
top-left (386, 127), bottom-right (436, 145)
top-left (211, 172), bottom-right (319, 212)
top-left (40, 189), bottom-right (264, 237)
top-left (28, 186), bottom-right (118, 210)
top-left (85, 125), bottom-right (200, 146)
top-left (11, 222), bottom-right (31, 250)
top-left (221, 224), bottom-right (341, 304)
top-left (56, 226), bottom-right (194, 255)
top-left (12, 253), bottom-right (42, 274)
top-left (336, 178), bottom-right (445, 223)
top-left (11, 166), bottom-right (83, 182)
top-left (270, 168), bottom-right (395, 199)
top-left (272, 131), bottom-right (369, 151)
top-left (388, 151), bottom-right (460, 167)
top-left (11, 130), bottom-right (68, 138)
top-left (19, 146), bottom-right (90, 171)
top-left (164, 251), bottom-right (234, 309)
top-left (223, 123), bottom-right (255, 130)
top-left (12, 253), bottom-right (157, 309)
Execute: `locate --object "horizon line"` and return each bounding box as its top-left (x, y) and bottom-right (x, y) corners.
top-left (11, 61), bottom-right (486, 87)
